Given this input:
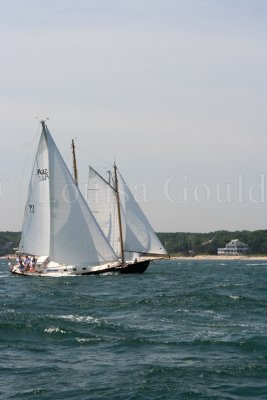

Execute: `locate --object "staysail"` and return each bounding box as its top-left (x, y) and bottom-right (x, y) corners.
top-left (19, 122), bottom-right (118, 267)
top-left (88, 165), bottom-right (168, 260)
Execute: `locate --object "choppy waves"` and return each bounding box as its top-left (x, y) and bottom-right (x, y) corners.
top-left (0, 259), bottom-right (267, 399)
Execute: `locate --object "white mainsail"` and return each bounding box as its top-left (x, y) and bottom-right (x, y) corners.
top-left (19, 122), bottom-right (118, 267)
top-left (88, 165), bottom-right (168, 260)
top-left (88, 168), bottom-right (121, 257)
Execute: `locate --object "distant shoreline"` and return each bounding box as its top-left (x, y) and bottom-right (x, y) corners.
top-left (171, 255), bottom-right (267, 261)
top-left (2, 254), bottom-right (267, 262)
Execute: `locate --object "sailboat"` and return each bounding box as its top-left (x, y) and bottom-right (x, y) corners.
top-left (11, 121), bottom-right (125, 276)
top-left (87, 164), bottom-right (168, 273)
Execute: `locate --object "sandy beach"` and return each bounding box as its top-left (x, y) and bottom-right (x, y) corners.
top-left (171, 255), bottom-right (267, 261)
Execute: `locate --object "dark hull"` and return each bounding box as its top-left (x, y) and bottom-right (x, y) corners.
top-left (81, 265), bottom-right (118, 275)
top-left (81, 260), bottom-right (150, 275)
top-left (117, 260), bottom-right (150, 274)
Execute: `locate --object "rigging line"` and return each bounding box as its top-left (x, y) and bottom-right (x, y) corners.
top-left (18, 121), bottom-right (41, 226)
top-left (89, 166), bottom-right (115, 191)
top-left (75, 145), bottom-right (113, 168)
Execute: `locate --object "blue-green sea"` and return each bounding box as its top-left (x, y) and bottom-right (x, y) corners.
top-left (0, 258), bottom-right (266, 400)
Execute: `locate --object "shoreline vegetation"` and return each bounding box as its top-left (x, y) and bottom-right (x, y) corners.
top-left (157, 230), bottom-right (267, 257)
top-left (2, 254), bottom-right (267, 261)
top-left (1, 230), bottom-right (267, 260)
top-left (171, 255), bottom-right (267, 260)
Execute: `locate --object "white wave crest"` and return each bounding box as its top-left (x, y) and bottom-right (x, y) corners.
top-left (57, 314), bottom-right (98, 323)
top-left (44, 326), bottom-right (66, 334)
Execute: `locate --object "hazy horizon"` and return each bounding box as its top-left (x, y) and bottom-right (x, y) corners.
top-left (0, 0), bottom-right (266, 232)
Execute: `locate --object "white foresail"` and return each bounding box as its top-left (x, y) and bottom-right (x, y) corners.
top-left (19, 131), bottom-right (50, 256)
top-left (88, 165), bottom-right (168, 259)
top-left (46, 125), bottom-right (119, 266)
top-left (20, 123), bottom-right (119, 267)
top-left (117, 171), bottom-right (168, 257)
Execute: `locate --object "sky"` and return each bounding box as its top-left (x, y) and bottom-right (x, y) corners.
top-left (0, 0), bottom-right (266, 233)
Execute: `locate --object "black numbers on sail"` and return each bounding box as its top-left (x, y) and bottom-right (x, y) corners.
top-left (37, 168), bottom-right (49, 181)
top-left (29, 204), bottom-right (35, 214)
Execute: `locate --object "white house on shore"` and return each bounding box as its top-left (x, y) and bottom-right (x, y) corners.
top-left (217, 239), bottom-right (248, 255)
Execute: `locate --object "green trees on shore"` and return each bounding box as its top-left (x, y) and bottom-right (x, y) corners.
top-left (157, 230), bottom-right (267, 255)
top-left (0, 232), bottom-right (20, 256)
top-left (1, 230), bottom-right (267, 256)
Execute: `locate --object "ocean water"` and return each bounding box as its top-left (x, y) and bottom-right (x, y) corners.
top-left (0, 258), bottom-right (266, 400)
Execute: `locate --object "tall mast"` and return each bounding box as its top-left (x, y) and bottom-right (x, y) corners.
top-left (114, 163), bottom-right (124, 264)
top-left (107, 170), bottom-right (112, 185)
top-left (71, 139), bottom-right (78, 187)
top-left (40, 120), bottom-right (48, 144)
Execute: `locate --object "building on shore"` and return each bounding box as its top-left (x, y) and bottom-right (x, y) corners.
top-left (217, 239), bottom-right (248, 255)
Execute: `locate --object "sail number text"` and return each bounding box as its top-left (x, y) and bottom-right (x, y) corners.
top-left (37, 168), bottom-right (49, 181)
